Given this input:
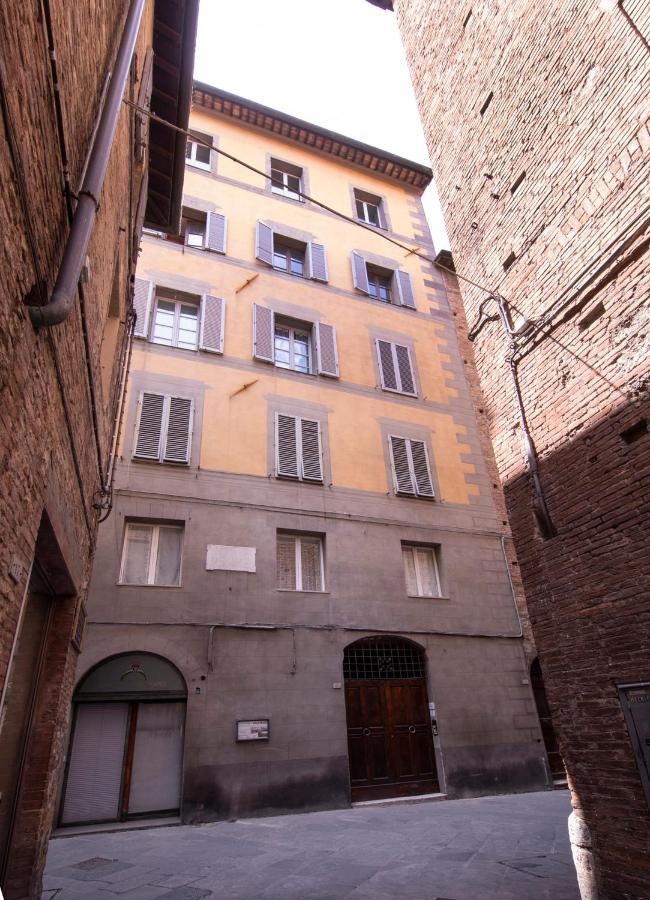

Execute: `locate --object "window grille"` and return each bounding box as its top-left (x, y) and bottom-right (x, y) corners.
top-left (343, 637), bottom-right (425, 680)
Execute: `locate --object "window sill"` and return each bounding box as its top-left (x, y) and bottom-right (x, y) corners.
top-left (117, 582), bottom-right (183, 589)
top-left (276, 589), bottom-right (329, 594)
top-left (406, 594), bottom-right (448, 601)
top-left (186, 161), bottom-right (211, 172)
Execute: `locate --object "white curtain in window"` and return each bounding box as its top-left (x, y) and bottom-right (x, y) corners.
top-left (301, 538), bottom-right (322, 592)
top-left (155, 528), bottom-right (182, 586)
top-left (403, 547), bottom-right (418, 595)
top-left (277, 535), bottom-right (296, 589)
top-left (123, 525), bottom-right (153, 584)
top-left (415, 548), bottom-right (437, 596)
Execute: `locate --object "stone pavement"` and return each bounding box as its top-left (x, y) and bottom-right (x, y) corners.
top-left (42, 790), bottom-right (579, 900)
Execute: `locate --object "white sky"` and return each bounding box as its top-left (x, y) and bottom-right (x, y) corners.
top-left (193, 0), bottom-right (450, 250)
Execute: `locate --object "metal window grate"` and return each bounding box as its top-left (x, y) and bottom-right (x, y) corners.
top-left (343, 637), bottom-right (425, 680)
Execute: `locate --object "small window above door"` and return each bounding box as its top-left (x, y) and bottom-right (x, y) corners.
top-left (270, 158), bottom-right (304, 201)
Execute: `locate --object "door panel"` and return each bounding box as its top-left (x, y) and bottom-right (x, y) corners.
top-left (61, 703), bottom-right (129, 824)
top-left (345, 678), bottom-right (439, 801)
top-left (127, 702), bottom-right (184, 814)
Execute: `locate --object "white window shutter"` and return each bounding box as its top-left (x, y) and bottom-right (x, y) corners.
top-left (206, 212), bottom-right (227, 254)
top-left (377, 339), bottom-right (398, 391)
top-left (308, 242), bottom-right (329, 282)
top-left (199, 295), bottom-right (225, 354)
top-left (277, 414), bottom-right (299, 478)
top-left (255, 220), bottom-right (274, 266)
top-left (351, 251), bottom-right (369, 294)
top-left (395, 344), bottom-right (416, 395)
top-left (315, 323), bottom-right (339, 378)
top-left (300, 418), bottom-right (323, 482)
top-left (390, 436), bottom-right (416, 495)
top-left (132, 278), bottom-right (153, 338)
top-left (410, 440), bottom-right (435, 498)
top-left (394, 270), bottom-right (416, 309)
top-left (134, 392), bottom-right (164, 459)
top-left (253, 304), bottom-right (274, 362)
top-left (163, 397), bottom-right (193, 464)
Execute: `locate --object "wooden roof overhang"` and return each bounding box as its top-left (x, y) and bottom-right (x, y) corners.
top-left (192, 83), bottom-right (432, 192)
top-left (144, 0), bottom-right (199, 233)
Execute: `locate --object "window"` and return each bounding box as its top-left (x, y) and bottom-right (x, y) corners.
top-left (273, 237), bottom-right (305, 277)
top-left (402, 545), bottom-right (441, 597)
top-left (120, 522), bottom-right (183, 586)
top-left (276, 413), bottom-right (323, 482)
top-left (367, 266), bottom-right (392, 303)
top-left (376, 339), bottom-right (417, 396)
top-left (277, 533), bottom-right (324, 591)
top-left (185, 131), bottom-right (212, 170)
top-left (354, 189), bottom-right (384, 227)
top-left (351, 252), bottom-right (416, 308)
top-left (389, 435), bottom-right (435, 499)
top-left (253, 305), bottom-right (339, 377)
top-left (270, 159), bottom-right (303, 201)
top-left (152, 295), bottom-right (199, 350)
top-left (133, 392), bottom-right (193, 464)
top-left (274, 321), bottom-right (311, 373)
top-left (183, 209), bottom-right (207, 247)
top-left (256, 222), bottom-right (328, 282)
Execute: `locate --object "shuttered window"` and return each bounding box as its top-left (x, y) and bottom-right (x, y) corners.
top-left (256, 221), bottom-right (328, 282)
top-left (402, 545), bottom-right (441, 597)
top-left (277, 533), bottom-right (324, 591)
top-left (276, 414), bottom-right (323, 482)
top-left (376, 340), bottom-right (417, 395)
top-left (134, 392), bottom-right (193, 464)
top-left (119, 523), bottom-right (183, 586)
top-left (254, 307), bottom-right (339, 377)
top-left (351, 252), bottom-right (416, 309)
top-left (389, 436), bottom-right (435, 499)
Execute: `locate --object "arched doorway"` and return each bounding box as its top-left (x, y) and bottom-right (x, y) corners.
top-left (343, 636), bottom-right (439, 801)
top-left (530, 657), bottom-right (564, 779)
top-left (60, 652), bottom-right (186, 826)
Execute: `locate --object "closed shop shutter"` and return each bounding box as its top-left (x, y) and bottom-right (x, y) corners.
top-left (61, 703), bottom-right (129, 824)
top-left (128, 702), bottom-right (185, 815)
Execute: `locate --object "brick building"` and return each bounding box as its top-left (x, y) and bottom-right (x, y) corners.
top-left (368, 1), bottom-right (650, 897)
top-left (0, 1), bottom-right (197, 896)
top-left (56, 84), bottom-right (552, 831)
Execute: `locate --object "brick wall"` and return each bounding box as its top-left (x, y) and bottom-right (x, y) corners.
top-left (392, 0), bottom-right (650, 896)
top-left (0, 1), bottom-right (154, 895)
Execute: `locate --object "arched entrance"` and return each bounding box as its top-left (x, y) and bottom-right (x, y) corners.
top-left (530, 657), bottom-right (564, 779)
top-left (343, 636), bottom-right (439, 801)
top-left (60, 652), bottom-right (186, 826)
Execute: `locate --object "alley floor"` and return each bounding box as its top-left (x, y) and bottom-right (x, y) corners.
top-left (42, 790), bottom-right (579, 900)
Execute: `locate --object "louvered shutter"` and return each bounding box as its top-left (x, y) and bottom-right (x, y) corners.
top-left (316, 323), bottom-right (339, 378)
top-left (395, 344), bottom-right (416, 395)
top-left (134, 392), bottom-right (164, 459)
top-left (255, 221), bottom-right (274, 266)
top-left (377, 340), bottom-right (398, 390)
top-left (132, 278), bottom-right (153, 338)
top-left (390, 436), bottom-right (416, 495)
top-left (351, 251), bottom-right (369, 293)
top-left (163, 397), bottom-right (193, 464)
top-left (277, 414), bottom-right (299, 478)
top-left (394, 270), bottom-right (416, 309)
top-left (308, 242), bottom-right (329, 282)
top-left (206, 212), bottom-right (227, 254)
top-left (300, 418), bottom-right (323, 482)
top-left (199, 295), bottom-right (225, 353)
top-left (253, 304), bottom-right (274, 362)
top-left (410, 440), bottom-right (434, 498)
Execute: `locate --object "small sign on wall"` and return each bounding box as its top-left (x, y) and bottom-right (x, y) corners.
top-left (206, 545), bottom-right (256, 573)
top-left (236, 719), bottom-right (270, 742)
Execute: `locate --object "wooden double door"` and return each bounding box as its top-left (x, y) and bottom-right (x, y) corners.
top-left (345, 678), bottom-right (439, 801)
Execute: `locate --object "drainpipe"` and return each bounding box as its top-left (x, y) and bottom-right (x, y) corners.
top-left (29, 0), bottom-right (146, 328)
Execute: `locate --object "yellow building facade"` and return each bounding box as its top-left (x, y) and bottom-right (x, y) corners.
top-left (59, 85), bottom-right (549, 825)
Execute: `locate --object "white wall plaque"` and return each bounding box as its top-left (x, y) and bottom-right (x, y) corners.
top-left (206, 545), bottom-right (256, 573)
top-left (236, 719), bottom-right (269, 742)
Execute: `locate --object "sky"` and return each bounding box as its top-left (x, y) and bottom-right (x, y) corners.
top-left (193, 0), bottom-right (450, 250)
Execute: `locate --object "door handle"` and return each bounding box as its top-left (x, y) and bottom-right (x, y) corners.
top-left (408, 725), bottom-right (416, 734)
top-left (362, 728), bottom-right (371, 736)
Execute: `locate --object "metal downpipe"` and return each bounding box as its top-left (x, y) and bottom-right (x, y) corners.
top-left (29, 0), bottom-right (146, 328)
